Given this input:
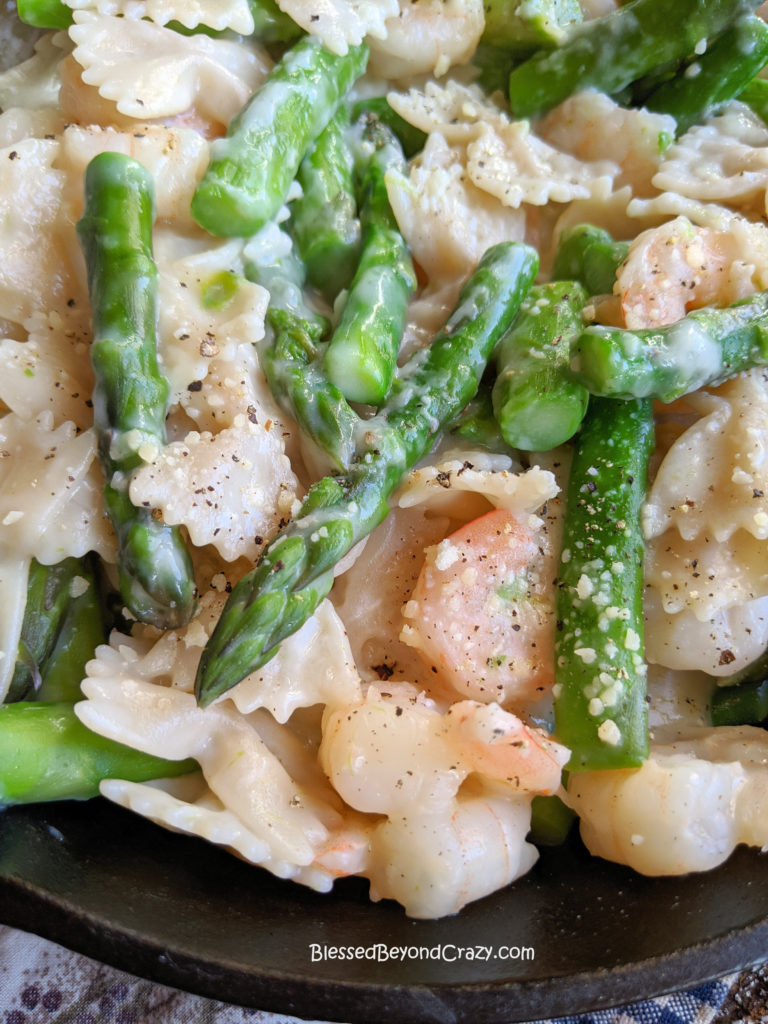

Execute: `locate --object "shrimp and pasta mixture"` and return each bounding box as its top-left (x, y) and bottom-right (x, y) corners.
top-left (3, 0), bottom-right (768, 919)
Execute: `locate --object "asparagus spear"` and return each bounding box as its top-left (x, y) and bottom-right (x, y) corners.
top-left (247, 0), bottom-right (303, 43)
top-left (492, 280), bottom-right (590, 451)
top-left (7, 558), bottom-right (82, 703)
top-left (289, 106), bottom-right (361, 301)
top-left (350, 97), bottom-right (427, 159)
top-left (77, 152), bottom-right (197, 630)
top-left (191, 36), bottom-right (368, 238)
top-left (738, 75), bottom-right (768, 122)
top-left (323, 114), bottom-right (417, 406)
top-left (710, 677), bottom-right (768, 727)
top-left (570, 290), bottom-right (768, 401)
top-left (36, 557), bottom-right (111, 703)
top-left (16, 0), bottom-right (72, 29)
top-left (7, 555), bottom-right (109, 705)
top-left (554, 396), bottom-right (654, 770)
top-left (507, 0), bottom-right (761, 120)
top-left (451, 379), bottom-right (509, 452)
top-left (195, 241), bottom-right (539, 705)
top-left (482, 0), bottom-right (581, 54)
top-left (0, 702), bottom-right (197, 807)
top-left (645, 14), bottom-right (768, 135)
top-left (552, 224), bottom-right (630, 298)
top-left (247, 244), bottom-right (361, 471)
top-left (529, 793), bottom-right (576, 845)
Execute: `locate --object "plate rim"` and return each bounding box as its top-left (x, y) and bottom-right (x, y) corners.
top-left (2, 855), bottom-right (765, 1024)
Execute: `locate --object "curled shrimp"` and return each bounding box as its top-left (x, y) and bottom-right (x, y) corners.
top-left (401, 507), bottom-right (559, 706)
top-left (567, 725), bottom-right (768, 876)
top-left (615, 215), bottom-right (763, 329)
top-left (367, 0), bottom-right (484, 80)
top-left (318, 682), bottom-right (565, 916)
top-left (318, 683), bottom-right (569, 816)
top-left (366, 781), bottom-right (539, 918)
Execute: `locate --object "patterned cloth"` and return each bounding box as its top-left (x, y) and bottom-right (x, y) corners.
top-left (0, 925), bottom-right (759, 1024)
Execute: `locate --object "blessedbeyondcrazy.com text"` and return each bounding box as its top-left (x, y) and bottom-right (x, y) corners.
top-left (308, 943), bottom-right (535, 963)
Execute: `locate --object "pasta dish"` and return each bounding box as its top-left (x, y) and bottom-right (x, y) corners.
top-left (1, 0), bottom-right (768, 921)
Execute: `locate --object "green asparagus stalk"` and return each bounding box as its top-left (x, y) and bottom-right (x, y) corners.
top-left (710, 676), bottom-right (768, 727)
top-left (7, 555), bottom-right (109, 705)
top-left (552, 224), bottom-right (630, 298)
top-left (451, 379), bottom-right (509, 452)
top-left (16, 0), bottom-right (72, 29)
top-left (492, 280), bottom-right (590, 451)
top-left (247, 0), bottom-right (303, 43)
top-left (323, 114), bottom-right (417, 406)
top-left (7, 558), bottom-right (82, 703)
top-left (569, 290), bottom-right (768, 401)
top-left (645, 14), bottom-right (768, 135)
top-left (77, 152), bottom-right (197, 630)
top-left (554, 397), bottom-right (654, 770)
top-left (195, 241), bottom-right (539, 705)
top-left (529, 793), bottom-right (576, 845)
top-left (247, 244), bottom-right (361, 471)
top-left (0, 702), bottom-right (197, 807)
top-left (289, 105), bottom-right (361, 300)
top-left (191, 36), bottom-right (368, 238)
top-left (350, 97), bottom-right (427, 159)
top-left (36, 557), bottom-right (110, 703)
top-left (482, 0), bottom-right (581, 54)
top-left (738, 75), bottom-right (768, 122)
top-left (507, 0), bottom-right (761, 120)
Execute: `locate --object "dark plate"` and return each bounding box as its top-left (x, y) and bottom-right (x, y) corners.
top-left (1, 797), bottom-right (767, 1022)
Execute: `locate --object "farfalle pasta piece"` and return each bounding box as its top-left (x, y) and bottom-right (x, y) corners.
top-left (388, 80), bottom-right (617, 209)
top-left (0, 413), bottom-right (113, 563)
top-left (59, 123), bottom-right (211, 228)
top-left (467, 121), bottom-right (616, 208)
top-left (652, 103), bottom-right (768, 208)
top-left (156, 240), bottom-right (269, 404)
top-left (0, 306), bottom-right (94, 429)
top-left (0, 138), bottom-right (72, 329)
top-left (78, 594), bottom-right (371, 887)
top-left (539, 90), bottom-right (676, 196)
top-left (230, 600), bottom-right (363, 722)
top-left (175, 342), bottom-right (277, 431)
top-left (367, 0), bottom-right (483, 79)
top-left (331, 505), bottom-right (451, 688)
top-left (644, 370), bottom-right (768, 633)
top-left (387, 79), bottom-right (499, 144)
top-left (644, 371), bottom-right (768, 548)
top-left (396, 449), bottom-right (558, 517)
top-left (644, 589), bottom-right (768, 676)
top-left (66, 0), bottom-right (255, 34)
top-left (277, 0), bottom-right (396, 56)
top-left (69, 11), bottom-right (270, 124)
top-left (128, 417), bottom-right (299, 563)
top-left (385, 132), bottom-right (526, 283)
top-left (100, 777), bottom-right (370, 891)
top-left (78, 672), bottom-right (337, 872)
top-left (0, 33), bottom-right (67, 114)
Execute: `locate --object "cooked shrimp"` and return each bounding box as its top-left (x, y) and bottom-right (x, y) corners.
top-left (319, 683), bottom-right (569, 816)
top-left (400, 507), bottom-right (558, 706)
top-left (367, 0), bottom-right (484, 79)
top-left (444, 700), bottom-right (568, 794)
top-left (366, 782), bottom-right (538, 918)
top-left (567, 725), bottom-right (768, 876)
top-left (310, 826), bottom-right (371, 880)
top-left (615, 215), bottom-right (761, 329)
